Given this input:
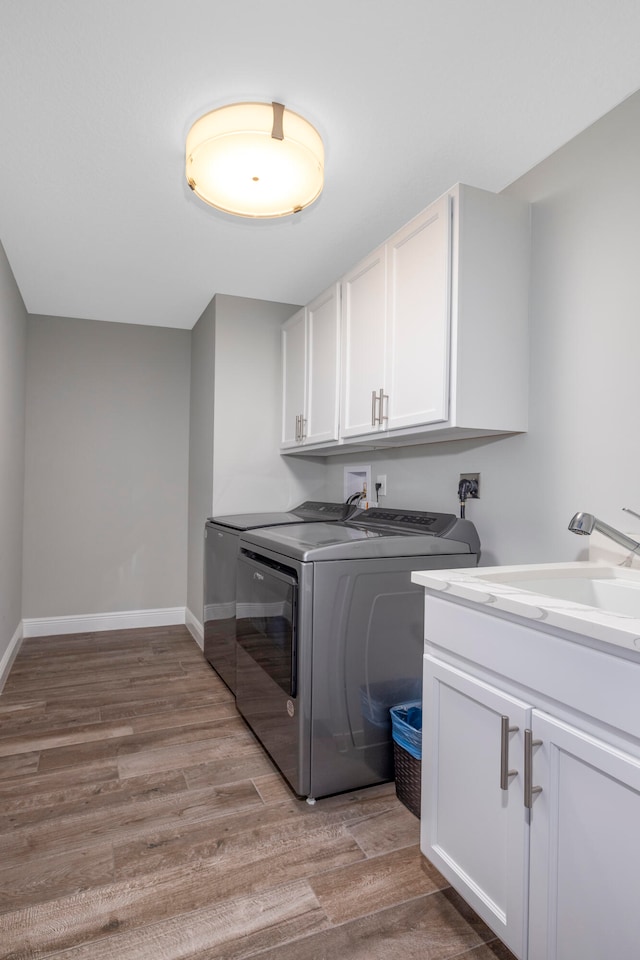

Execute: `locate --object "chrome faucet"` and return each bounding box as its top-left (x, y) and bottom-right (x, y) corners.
top-left (568, 512), bottom-right (640, 556)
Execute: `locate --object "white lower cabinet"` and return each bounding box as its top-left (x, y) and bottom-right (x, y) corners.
top-left (528, 711), bottom-right (640, 960)
top-left (422, 628), bottom-right (640, 960)
top-left (422, 656), bottom-right (531, 958)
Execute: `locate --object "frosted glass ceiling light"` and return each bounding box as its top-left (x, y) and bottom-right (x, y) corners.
top-left (185, 101), bottom-right (324, 218)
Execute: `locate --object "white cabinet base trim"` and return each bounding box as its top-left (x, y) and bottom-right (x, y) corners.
top-left (22, 607), bottom-right (187, 638)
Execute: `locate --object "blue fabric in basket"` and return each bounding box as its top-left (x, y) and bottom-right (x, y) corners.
top-left (390, 700), bottom-right (422, 760)
top-left (359, 678), bottom-right (422, 726)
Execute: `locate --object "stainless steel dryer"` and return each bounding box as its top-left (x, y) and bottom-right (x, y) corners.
top-left (203, 501), bottom-right (355, 693)
top-left (235, 507), bottom-right (480, 800)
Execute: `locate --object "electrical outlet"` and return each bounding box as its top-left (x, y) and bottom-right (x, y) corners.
top-left (459, 473), bottom-right (480, 498)
top-left (376, 475), bottom-right (387, 497)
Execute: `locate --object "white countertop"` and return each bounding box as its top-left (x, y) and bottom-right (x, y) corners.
top-left (412, 546), bottom-right (640, 653)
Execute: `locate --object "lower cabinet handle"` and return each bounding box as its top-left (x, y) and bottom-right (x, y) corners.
top-left (524, 728), bottom-right (543, 809)
top-left (500, 715), bottom-right (519, 791)
top-left (371, 390), bottom-right (378, 426)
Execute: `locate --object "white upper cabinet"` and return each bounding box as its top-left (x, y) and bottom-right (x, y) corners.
top-left (281, 182), bottom-right (530, 457)
top-left (305, 284), bottom-right (341, 445)
top-left (339, 184), bottom-right (529, 447)
top-left (386, 194), bottom-right (451, 431)
top-left (340, 246), bottom-right (387, 437)
top-left (281, 307), bottom-right (307, 448)
top-left (341, 199), bottom-right (451, 439)
top-left (280, 283), bottom-right (340, 450)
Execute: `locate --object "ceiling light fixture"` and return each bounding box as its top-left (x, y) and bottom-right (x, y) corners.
top-left (185, 101), bottom-right (324, 219)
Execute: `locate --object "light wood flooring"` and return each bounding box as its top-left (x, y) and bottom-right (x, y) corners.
top-left (0, 626), bottom-right (516, 960)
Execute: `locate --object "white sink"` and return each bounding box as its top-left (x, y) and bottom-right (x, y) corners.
top-left (412, 561), bottom-right (640, 652)
top-left (475, 567), bottom-right (640, 618)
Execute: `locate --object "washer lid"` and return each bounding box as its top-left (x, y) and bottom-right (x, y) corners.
top-left (239, 520), bottom-right (476, 562)
top-left (208, 511), bottom-right (305, 532)
top-left (207, 500), bottom-right (353, 532)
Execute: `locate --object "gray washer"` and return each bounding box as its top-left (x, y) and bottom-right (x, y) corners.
top-left (203, 501), bottom-right (355, 693)
top-left (235, 508), bottom-right (480, 800)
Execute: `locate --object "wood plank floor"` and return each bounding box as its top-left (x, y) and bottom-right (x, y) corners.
top-left (0, 626), bottom-right (516, 960)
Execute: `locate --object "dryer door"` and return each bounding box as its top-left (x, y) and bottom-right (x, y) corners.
top-left (235, 550), bottom-right (309, 796)
top-left (235, 550), bottom-right (298, 698)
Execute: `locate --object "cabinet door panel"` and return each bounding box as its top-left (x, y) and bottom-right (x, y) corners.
top-left (529, 711), bottom-right (640, 960)
top-left (387, 195), bottom-right (451, 429)
top-left (306, 284), bottom-right (340, 445)
top-left (281, 308), bottom-right (306, 448)
top-left (340, 246), bottom-right (387, 438)
top-left (422, 655), bottom-right (530, 958)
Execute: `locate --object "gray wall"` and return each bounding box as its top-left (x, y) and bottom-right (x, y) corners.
top-left (211, 295), bottom-right (325, 516)
top-left (186, 294), bottom-right (327, 631)
top-left (0, 241), bottom-right (27, 668)
top-left (23, 316), bottom-right (191, 618)
top-left (324, 90), bottom-right (640, 566)
top-left (186, 297), bottom-right (216, 625)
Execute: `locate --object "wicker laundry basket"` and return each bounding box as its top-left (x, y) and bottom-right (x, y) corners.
top-left (390, 701), bottom-right (422, 818)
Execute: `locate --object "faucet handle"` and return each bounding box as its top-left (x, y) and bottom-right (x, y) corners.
top-left (622, 507), bottom-right (640, 521)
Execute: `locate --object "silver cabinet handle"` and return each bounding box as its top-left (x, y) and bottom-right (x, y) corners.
top-left (300, 416), bottom-right (307, 441)
top-left (371, 388), bottom-right (388, 426)
top-left (524, 728), bottom-right (543, 808)
top-left (295, 414), bottom-right (300, 442)
top-left (500, 715), bottom-right (519, 791)
top-left (379, 387), bottom-right (389, 424)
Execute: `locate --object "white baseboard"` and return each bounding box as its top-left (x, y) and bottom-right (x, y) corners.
top-left (185, 607), bottom-right (204, 649)
top-left (22, 607), bottom-right (187, 639)
top-left (0, 622), bottom-right (23, 692)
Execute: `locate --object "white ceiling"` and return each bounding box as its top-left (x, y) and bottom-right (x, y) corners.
top-left (2, 1), bottom-right (640, 330)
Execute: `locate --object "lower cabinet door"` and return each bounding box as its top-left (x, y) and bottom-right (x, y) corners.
top-left (528, 710), bottom-right (640, 960)
top-left (422, 655), bottom-right (531, 958)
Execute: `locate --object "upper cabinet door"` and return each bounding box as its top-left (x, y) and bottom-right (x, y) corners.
top-left (339, 196), bottom-right (452, 440)
top-left (281, 308), bottom-right (306, 448)
top-left (340, 246), bottom-right (387, 438)
top-left (305, 283), bottom-right (340, 445)
top-left (386, 195), bottom-right (451, 430)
